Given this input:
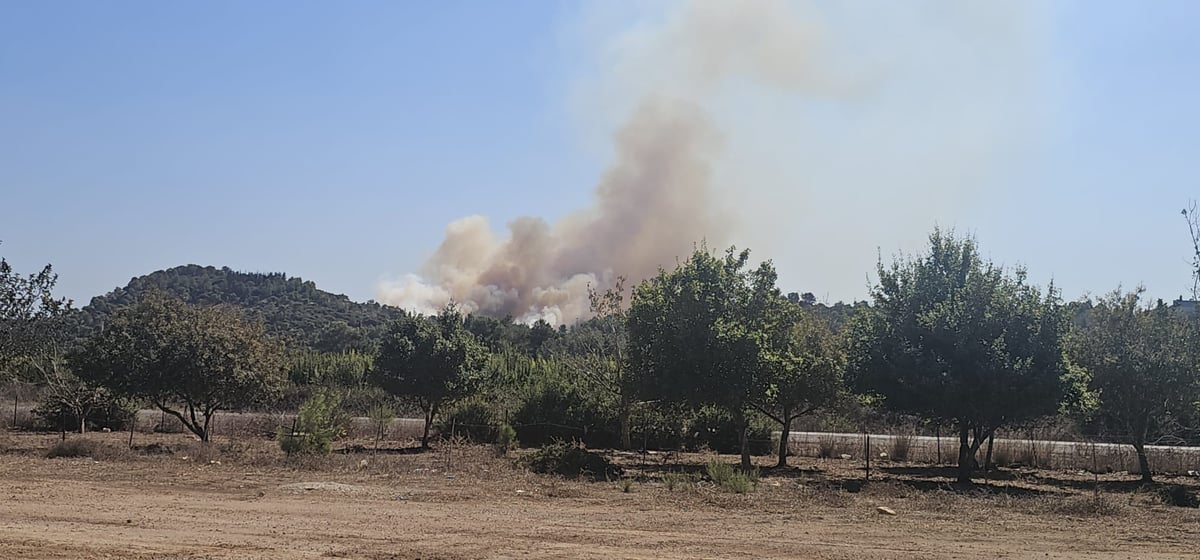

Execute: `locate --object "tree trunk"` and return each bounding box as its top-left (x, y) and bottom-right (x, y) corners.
top-left (984, 432), bottom-right (996, 472)
top-left (1133, 442), bottom-right (1152, 483)
top-left (1132, 418), bottom-right (1153, 483)
top-left (736, 409), bottom-right (751, 471)
top-left (776, 412), bottom-right (792, 468)
top-left (618, 395), bottom-right (632, 451)
top-left (421, 405), bottom-right (434, 449)
top-left (79, 414), bottom-right (86, 435)
top-left (957, 424), bottom-right (974, 483)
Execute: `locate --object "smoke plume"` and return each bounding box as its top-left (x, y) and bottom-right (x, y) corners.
top-left (379, 0), bottom-right (1054, 325)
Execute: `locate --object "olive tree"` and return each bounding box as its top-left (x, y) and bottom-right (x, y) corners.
top-left (1, 246), bottom-right (71, 374)
top-left (72, 294), bottom-right (285, 442)
top-left (1070, 288), bottom-right (1200, 482)
top-left (848, 230), bottom-right (1068, 483)
top-left (628, 246), bottom-right (780, 470)
top-left (371, 305), bottom-right (485, 448)
top-left (753, 306), bottom-right (845, 468)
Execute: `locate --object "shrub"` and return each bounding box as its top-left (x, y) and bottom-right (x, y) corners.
top-left (522, 440), bottom-right (621, 481)
top-left (33, 393), bottom-right (136, 433)
top-left (512, 383), bottom-right (620, 449)
top-left (685, 406), bottom-right (772, 455)
top-left (495, 423), bottom-right (518, 455)
top-left (620, 478), bottom-right (636, 493)
top-left (663, 471), bottom-right (699, 491)
top-left (705, 460), bottom-right (759, 493)
top-left (438, 396), bottom-right (496, 442)
top-left (277, 388), bottom-right (346, 455)
top-left (1157, 485), bottom-right (1200, 508)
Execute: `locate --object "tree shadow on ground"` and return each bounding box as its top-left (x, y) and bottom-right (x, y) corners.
top-left (336, 444), bottom-right (431, 455)
top-left (863, 477), bottom-right (1059, 497)
top-left (881, 465), bottom-right (1021, 482)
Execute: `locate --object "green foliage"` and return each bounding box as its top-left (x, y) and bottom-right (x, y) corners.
top-left (495, 423), bottom-right (518, 454)
top-left (1069, 288), bottom-right (1200, 481)
top-left (371, 305), bottom-right (486, 447)
top-left (522, 440), bottom-right (621, 481)
top-left (756, 305), bottom-right (846, 465)
top-left (34, 390), bottom-right (134, 433)
top-left (847, 229), bottom-right (1067, 482)
top-left (685, 406), bottom-right (772, 455)
top-left (663, 471), bottom-right (700, 491)
top-left (286, 349), bottom-right (373, 387)
top-left (705, 460), bottom-right (758, 493)
top-left (279, 388), bottom-right (346, 455)
top-left (438, 395), bottom-right (497, 442)
top-left (1, 245), bottom-right (71, 374)
top-left (71, 293), bottom-right (286, 442)
top-left (628, 245), bottom-right (787, 467)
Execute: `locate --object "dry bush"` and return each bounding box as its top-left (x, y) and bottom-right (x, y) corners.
top-left (45, 437), bottom-right (128, 461)
top-left (889, 433), bottom-right (914, 462)
top-left (816, 435), bottom-right (853, 459)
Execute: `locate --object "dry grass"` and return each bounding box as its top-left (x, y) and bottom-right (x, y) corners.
top-left (889, 432), bottom-right (914, 461)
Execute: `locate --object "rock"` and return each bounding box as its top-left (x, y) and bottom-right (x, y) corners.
top-left (358, 459), bottom-right (369, 470)
top-left (101, 427), bottom-right (112, 433)
top-left (839, 454), bottom-right (852, 460)
top-left (879, 452), bottom-right (889, 459)
top-left (876, 506), bottom-right (897, 515)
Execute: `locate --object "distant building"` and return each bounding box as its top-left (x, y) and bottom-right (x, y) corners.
top-left (1171, 298), bottom-right (1199, 317)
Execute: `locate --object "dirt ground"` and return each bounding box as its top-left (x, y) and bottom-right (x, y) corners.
top-left (1, 432), bottom-right (1198, 559)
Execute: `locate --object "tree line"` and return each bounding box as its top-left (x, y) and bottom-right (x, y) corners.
top-left (3, 229), bottom-right (1200, 485)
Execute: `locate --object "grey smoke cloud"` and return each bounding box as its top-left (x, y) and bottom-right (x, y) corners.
top-left (378, 0), bottom-right (1055, 324)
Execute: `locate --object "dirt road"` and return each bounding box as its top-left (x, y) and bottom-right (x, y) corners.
top-left (0, 435), bottom-right (1197, 559)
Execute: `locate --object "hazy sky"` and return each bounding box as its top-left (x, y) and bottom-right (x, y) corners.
top-left (3, 1), bottom-right (1199, 311)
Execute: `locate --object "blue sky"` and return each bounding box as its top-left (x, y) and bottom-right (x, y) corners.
top-left (3, 1), bottom-right (1200, 309)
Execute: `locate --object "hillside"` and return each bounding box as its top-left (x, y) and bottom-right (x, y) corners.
top-left (72, 265), bottom-right (404, 350)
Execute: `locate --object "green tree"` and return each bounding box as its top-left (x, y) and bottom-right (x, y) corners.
top-left (71, 294), bottom-right (286, 442)
top-left (628, 246), bottom-right (779, 470)
top-left (753, 306), bottom-right (845, 468)
top-left (848, 230), bottom-right (1067, 483)
top-left (26, 350), bottom-right (111, 434)
top-left (279, 387), bottom-right (347, 455)
top-left (371, 305), bottom-right (485, 448)
top-left (1, 246), bottom-right (71, 374)
top-left (547, 277), bottom-right (637, 449)
top-left (1069, 288), bottom-right (1200, 482)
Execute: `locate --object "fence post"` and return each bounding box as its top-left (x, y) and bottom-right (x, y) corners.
top-left (935, 424), bottom-right (941, 465)
top-left (864, 431), bottom-right (871, 483)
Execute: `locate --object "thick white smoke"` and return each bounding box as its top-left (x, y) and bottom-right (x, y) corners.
top-left (379, 0), bottom-right (1055, 324)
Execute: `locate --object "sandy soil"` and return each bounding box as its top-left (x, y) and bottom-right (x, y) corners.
top-left (1, 432), bottom-right (1198, 559)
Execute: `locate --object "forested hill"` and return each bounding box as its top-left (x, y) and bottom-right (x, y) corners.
top-left (72, 265), bottom-right (404, 351)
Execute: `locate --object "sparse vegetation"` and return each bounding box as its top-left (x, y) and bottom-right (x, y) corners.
top-left (45, 437), bottom-right (123, 460)
top-left (889, 432), bottom-right (914, 462)
top-left (705, 459), bottom-right (759, 493)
